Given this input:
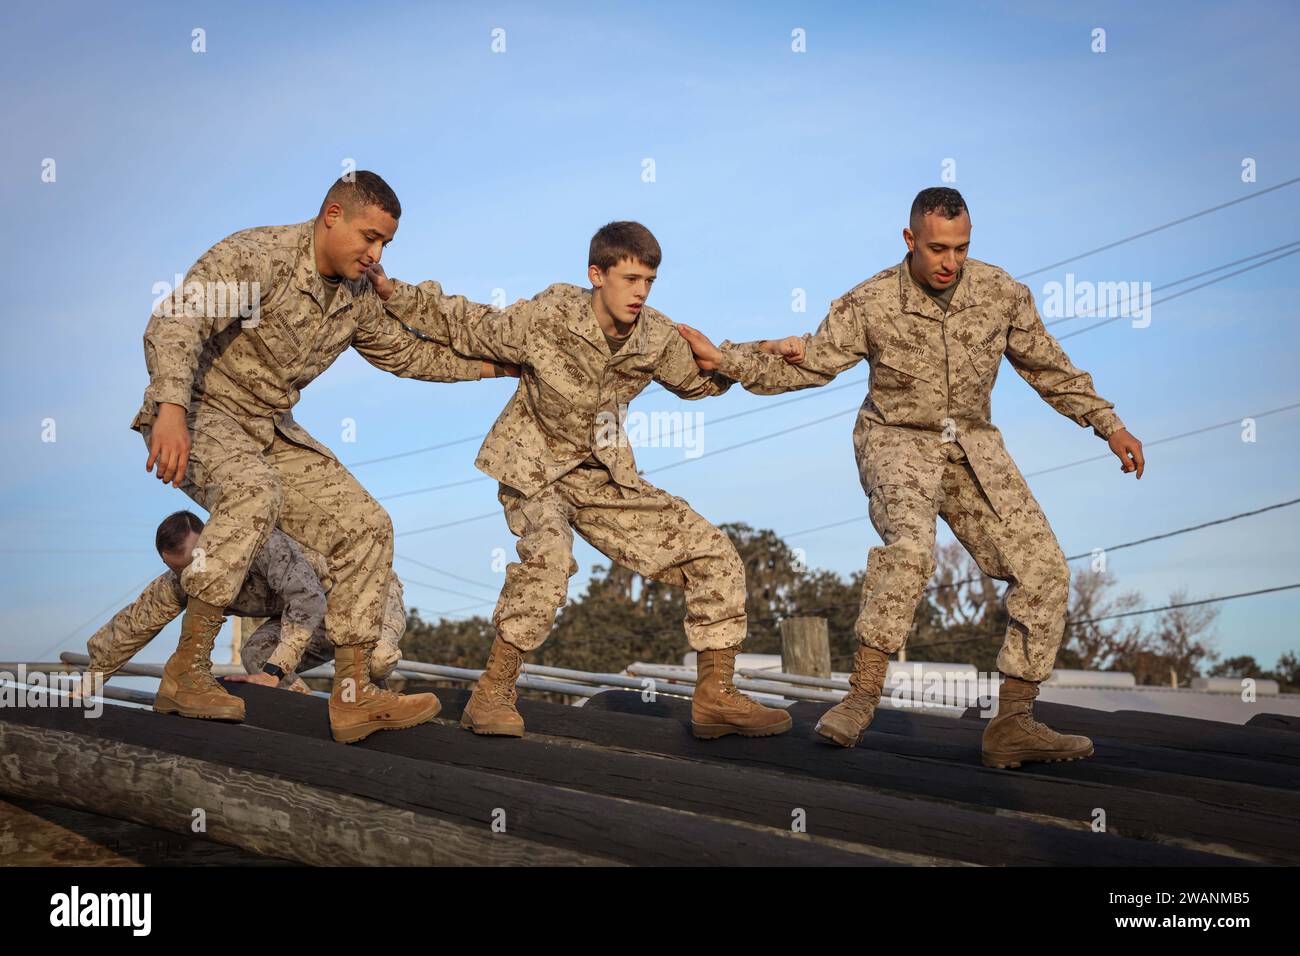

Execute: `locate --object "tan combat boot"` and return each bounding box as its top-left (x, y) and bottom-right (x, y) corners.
top-left (154, 597), bottom-right (245, 722)
top-left (981, 675), bottom-right (1094, 769)
top-left (691, 647), bottom-right (793, 739)
top-left (329, 643), bottom-right (442, 744)
top-left (460, 637), bottom-right (526, 737)
top-left (815, 645), bottom-right (890, 747)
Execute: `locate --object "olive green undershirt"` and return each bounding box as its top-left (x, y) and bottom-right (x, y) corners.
top-left (319, 273), bottom-right (341, 314)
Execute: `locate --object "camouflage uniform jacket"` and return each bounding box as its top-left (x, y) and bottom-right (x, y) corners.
top-left (386, 281), bottom-right (734, 497)
top-left (717, 256), bottom-right (1124, 517)
top-left (131, 219), bottom-right (484, 456)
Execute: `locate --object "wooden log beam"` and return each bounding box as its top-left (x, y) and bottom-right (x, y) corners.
top-left (228, 681), bottom-right (1243, 866)
top-left (0, 702), bottom-right (879, 866)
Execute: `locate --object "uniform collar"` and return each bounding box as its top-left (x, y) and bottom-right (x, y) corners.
top-left (898, 253), bottom-right (951, 321)
top-left (571, 288), bottom-right (650, 357)
top-left (293, 219), bottom-right (355, 316)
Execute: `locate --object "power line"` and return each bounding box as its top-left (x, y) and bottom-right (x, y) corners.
top-left (780, 495), bottom-right (1300, 618)
top-left (1067, 582), bottom-right (1300, 626)
top-left (1044, 238), bottom-right (1300, 328)
top-left (782, 401), bottom-right (1300, 538)
top-left (376, 373), bottom-right (869, 501)
top-left (834, 581), bottom-right (1300, 658)
top-left (1057, 245), bottom-right (1300, 340)
top-left (410, 239), bottom-right (1298, 532)
top-left (645, 407), bottom-right (857, 476)
top-left (393, 552), bottom-right (500, 595)
top-left (1024, 399), bottom-right (1300, 478)
top-left (340, 184), bottom-right (1294, 478)
top-left (32, 573), bottom-right (163, 661)
top-left (1014, 176), bottom-right (1300, 279)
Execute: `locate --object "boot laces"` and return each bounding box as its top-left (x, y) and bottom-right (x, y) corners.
top-left (487, 645), bottom-right (521, 704)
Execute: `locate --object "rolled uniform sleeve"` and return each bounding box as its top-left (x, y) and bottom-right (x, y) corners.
top-left (87, 573), bottom-right (187, 676)
top-left (717, 295), bottom-right (869, 395)
top-left (352, 294), bottom-right (484, 383)
top-left (1005, 284), bottom-right (1125, 440)
top-left (387, 278), bottom-right (533, 366)
top-left (254, 532), bottom-right (328, 675)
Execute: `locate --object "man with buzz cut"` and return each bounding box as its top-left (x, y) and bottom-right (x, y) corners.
top-left (378, 221), bottom-right (795, 740)
top-left (81, 510), bottom-right (409, 698)
top-left (135, 171), bottom-right (514, 742)
top-left (678, 187), bottom-right (1146, 769)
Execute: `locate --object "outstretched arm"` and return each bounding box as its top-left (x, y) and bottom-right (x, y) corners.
top-left (1005, 285), bottom-right (1145, 478)
top-left (86, 573), bottom-right (186, 678)
top-left (381, 271), bottom-right (532, 367)
top-left (680, 295), bottom-right (869, 395)
top-left (653, 322), bottom-right (740, 400)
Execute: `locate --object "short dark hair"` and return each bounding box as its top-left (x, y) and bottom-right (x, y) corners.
top-left (156, 510), bottom-right (204, 556)
top-left (320, 170), bottom-right (401, 220)
top-left (588, 221), bottom-right (662, 271)
top-left (909, 187), bottom-right (969, 230)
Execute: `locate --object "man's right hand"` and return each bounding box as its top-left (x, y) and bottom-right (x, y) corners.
top-left (145, 402), bottom-right (191, 488)
top-left (762, 335), bottom-right (806, 364)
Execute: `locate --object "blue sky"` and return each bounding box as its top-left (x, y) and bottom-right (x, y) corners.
top-left (1, 0), bottom-right (1296, 676)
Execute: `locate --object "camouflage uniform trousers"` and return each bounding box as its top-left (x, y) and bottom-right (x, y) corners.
top-left (858, 442), bottom-right (1070, 682)
top-left (494, 463), bottom-right (746, 653)
top-left (239, 573), bottom-right (408, 684)
top-left (140, 404), bottom-right (394, 651)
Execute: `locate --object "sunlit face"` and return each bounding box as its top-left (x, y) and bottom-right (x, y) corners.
top-left (160, 529), bottom-right (202, 575)
top-left (318, 202), bottom-right (398, 281)
top-left (589, 257), bottom-right (657, 325)
top-left (903, 210), bottom-right (971, 290)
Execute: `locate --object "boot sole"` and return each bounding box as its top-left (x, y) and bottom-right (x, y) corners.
top-left (981, 744), bottom-right (1095, 769)
top-left (814, 722), bottom-right (865, 748)
top-left (331, 700), bottom-right (442, 745)
top-left (459, 715), bottom-right (525, 737)
top-left (154, 696), bottom-right (245, 722)
top-left (691, 714), bottom-right (793, 740)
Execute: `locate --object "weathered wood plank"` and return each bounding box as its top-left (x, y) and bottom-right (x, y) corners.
top-left (227, 682), bottom-right (1237, 866)
top-left (0, 796), bottom-right (295, 866)
top-left (0, 723), bottom-right (604, 866)
top-left (422, 687), bottom-right (1295, 863)
top-left (0, 703), bottom-right (880, 866)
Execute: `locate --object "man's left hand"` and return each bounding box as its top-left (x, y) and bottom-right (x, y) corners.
top-left (224, 672), bottom-right (280, 688)
top-left (367, 264), bottom-right (394, 301)
top-left (1108, 428), bottom-right (1145, 478)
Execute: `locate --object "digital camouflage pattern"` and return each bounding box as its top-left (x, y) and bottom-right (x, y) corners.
top-left (717, 256), bottom-right (1123, 681)
top-left (386, 282), bottom-right (746, 652)
top-left (387, 281), bottom-right (733, 497)
top-left (88, 529), bottom-right (408, 686)
top-left (241, 573), bottom-right (408, 685)
top-left (494, 464), bottom-right (746, 652)
top-left (87, 529), bottom-right (327, 679)
top-left (132, 220), bottom-right (485, 647)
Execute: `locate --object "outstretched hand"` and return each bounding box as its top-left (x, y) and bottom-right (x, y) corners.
top-left (763, 335), bottom-right (806, 364)
top-left (678, 323), bottom-right (723, 371)
top-left (1108, 428), bottom-right (1145, 478)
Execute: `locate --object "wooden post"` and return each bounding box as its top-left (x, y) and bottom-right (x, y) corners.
top-left (780, 617), bottom-right (831, 678)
